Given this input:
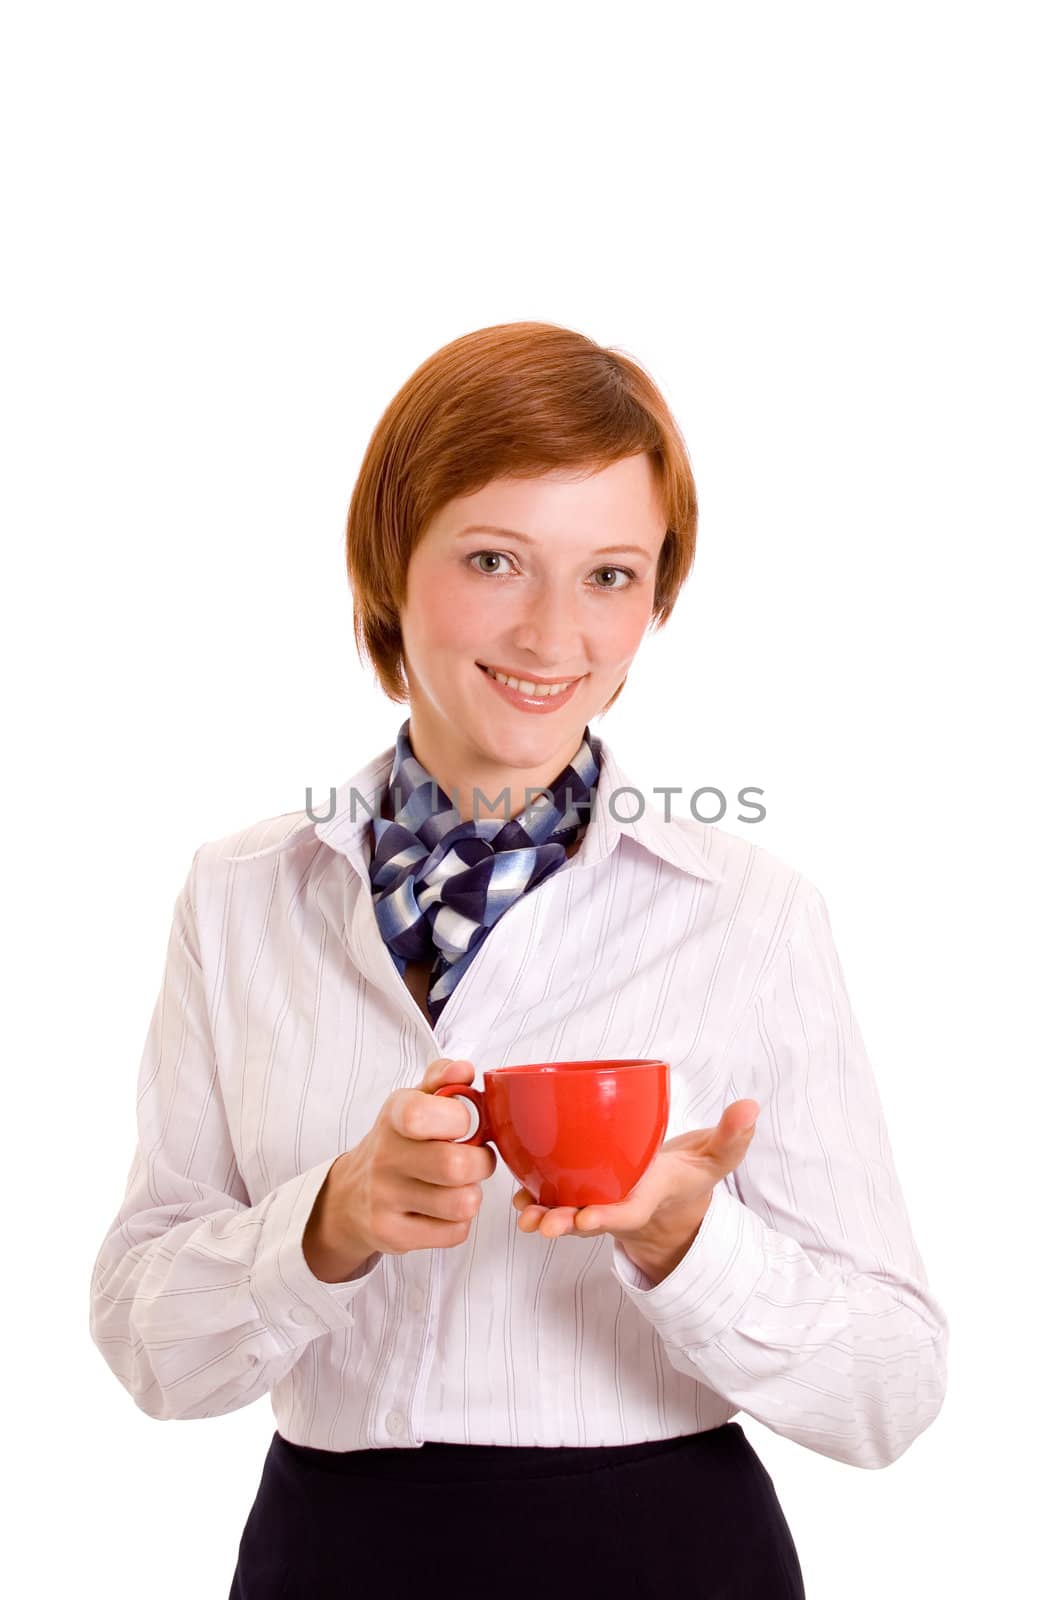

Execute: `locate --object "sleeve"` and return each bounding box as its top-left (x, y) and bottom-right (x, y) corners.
top-left (88, 848), bottom-right (385, 1422)
top-left (609, 883), bottom-right (949, 1469)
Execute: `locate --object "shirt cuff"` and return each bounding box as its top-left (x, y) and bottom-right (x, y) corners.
top-left (609, 1182), bottom-right (768, 1350)
top-left (251, 1157), bottom-right (385, 1341)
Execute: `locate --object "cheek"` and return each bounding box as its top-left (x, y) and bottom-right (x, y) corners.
top-left (598, 595), bottom-right (654, 663)
top-left (407, 564), bottom-right (487, 654)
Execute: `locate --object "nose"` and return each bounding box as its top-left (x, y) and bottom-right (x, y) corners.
top-left (508, 580), bottom-right (585, 671)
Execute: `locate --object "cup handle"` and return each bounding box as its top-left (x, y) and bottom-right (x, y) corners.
top-left (433, 1083), bottom-right (491, 1146)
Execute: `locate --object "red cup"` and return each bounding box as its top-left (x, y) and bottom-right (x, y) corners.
top-left (434, 1058), bottom-right (670, 1208)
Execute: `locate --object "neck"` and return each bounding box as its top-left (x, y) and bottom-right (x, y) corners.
top-left (405, 717), bottom-right (588, 825)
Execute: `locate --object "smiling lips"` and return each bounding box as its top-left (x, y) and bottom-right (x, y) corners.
top-left (477, 662), bottom-right (583, 712)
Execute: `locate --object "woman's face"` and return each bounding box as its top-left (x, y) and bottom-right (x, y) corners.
top-left (397, 453), bottom-right (668, 812)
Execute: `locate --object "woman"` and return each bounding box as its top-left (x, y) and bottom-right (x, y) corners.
top-left (89, 321), bottom-right (948, 1599)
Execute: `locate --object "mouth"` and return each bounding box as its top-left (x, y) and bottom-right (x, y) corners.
top-left (476, 661), bottom-right (585, 712)
top-left (476, 661), bottom-right (584, 698)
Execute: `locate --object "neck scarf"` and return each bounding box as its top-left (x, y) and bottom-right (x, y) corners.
top-left (367, 718), bottom-right (600, 1026)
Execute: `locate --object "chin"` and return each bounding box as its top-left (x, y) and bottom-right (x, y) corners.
top-left (471, 716), bottom-right (575, 757)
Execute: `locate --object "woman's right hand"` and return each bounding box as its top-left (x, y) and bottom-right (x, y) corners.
top-left (302, 1057), bottom-right (497, 1282)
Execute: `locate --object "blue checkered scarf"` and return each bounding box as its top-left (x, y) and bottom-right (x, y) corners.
top-left (367, 718), bottom-right (600, 1025)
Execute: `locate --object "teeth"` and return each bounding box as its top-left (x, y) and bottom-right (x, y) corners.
top-left (484, 665), bottom-right (575, 697)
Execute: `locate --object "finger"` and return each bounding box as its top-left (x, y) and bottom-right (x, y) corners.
top-left (699, 1102), bottom-right (760, 1162)
top-left (539, 1207), bottom-right (579, 1238)
top-left (519, 1205), bottom-right (569, 1235)
top-left (396, 1080), bottom-right (475, 1142)
top-left (423, 1057), bottom-right (473, 1089)
top-left (574, 1197), bottom-right (645, 1232)
top-left (724, 1099), bottom-right (760, 1135)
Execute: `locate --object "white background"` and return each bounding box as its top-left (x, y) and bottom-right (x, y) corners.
top-left (5, 2), bottom-right (1061, 1594)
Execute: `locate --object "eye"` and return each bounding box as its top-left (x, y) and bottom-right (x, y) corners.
top-left (468, 551), bottom-right (516, 576)
top-left (590, 565), bottom-right (635, 591)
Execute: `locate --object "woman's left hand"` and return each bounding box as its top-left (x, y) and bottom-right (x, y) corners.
top-left (511, 1098), bottom-right (761, 1258)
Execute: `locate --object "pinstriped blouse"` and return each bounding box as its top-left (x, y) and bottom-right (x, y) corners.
top-left (88, 731), bottom-right (948, 1467)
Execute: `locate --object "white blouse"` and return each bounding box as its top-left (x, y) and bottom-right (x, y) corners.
top-left (88, 730), bottom-right (948, 1468)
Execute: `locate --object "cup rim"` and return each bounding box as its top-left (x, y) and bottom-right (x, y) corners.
top-left (487, 1057), bottom-right (666, 1077)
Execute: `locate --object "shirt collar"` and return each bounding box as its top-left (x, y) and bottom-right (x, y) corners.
top-left (224, 729), bottom-right (720, 885)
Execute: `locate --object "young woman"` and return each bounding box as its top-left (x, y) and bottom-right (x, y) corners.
top-left (90, 321), bottom-right (948, 1599)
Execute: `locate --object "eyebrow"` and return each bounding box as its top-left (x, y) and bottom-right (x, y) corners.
top-left (455, 524), bottom-right (653, 560)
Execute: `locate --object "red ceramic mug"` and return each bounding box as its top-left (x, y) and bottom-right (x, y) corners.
top-left (434, 1058), bottom-right (670, 1208)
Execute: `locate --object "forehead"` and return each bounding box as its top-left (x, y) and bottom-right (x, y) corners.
top-left (431, 457), bottom-right (666, 546)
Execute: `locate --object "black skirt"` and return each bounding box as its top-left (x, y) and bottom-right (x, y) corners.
top-left (228, 1422), bottom-right (805, 1599)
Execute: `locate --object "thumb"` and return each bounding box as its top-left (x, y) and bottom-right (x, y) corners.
top-left (423, 1056), bottom-right (475, 1091)
top-left (721, 1099), bottom-right (760, 1140)
top-left (663, 1100), bottom-right (760, 1162)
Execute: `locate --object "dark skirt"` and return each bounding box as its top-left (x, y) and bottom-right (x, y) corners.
top-left (228, 1422), bottom-right (805, 1599)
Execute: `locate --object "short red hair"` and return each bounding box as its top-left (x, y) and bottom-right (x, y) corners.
top-left (346, 320), bottom-right (699, 714)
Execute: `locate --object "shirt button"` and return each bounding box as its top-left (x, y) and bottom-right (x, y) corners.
top-left (386, 1410), bottom-right (406, 1439)
top-left (290, 1306), bottom-right (317, 1326)
top-left (408, 1287), bottom-right (425, 1314)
